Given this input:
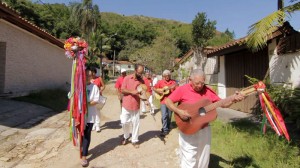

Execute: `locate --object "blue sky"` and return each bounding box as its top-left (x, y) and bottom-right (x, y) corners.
top-left (40, 0), bottom-right (300, 39)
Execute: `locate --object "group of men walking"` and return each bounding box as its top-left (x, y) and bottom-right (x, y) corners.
top-left (81, 64), bottom-right (245, 168)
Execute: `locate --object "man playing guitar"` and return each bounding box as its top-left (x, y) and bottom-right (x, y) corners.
top-left (120, 64), bottom-right (145, 148)
top-left (153, 69), bottom-right (178, 136)
top-left (165, 69), bottom-right (244, 168)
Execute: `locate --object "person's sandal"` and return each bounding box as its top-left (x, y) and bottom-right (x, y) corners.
top-left (121, 137), bottom-right (129, 145)
top-left (132, 142), bottom-right (139, 148)
top-left (81, 159), bottom-right (88, 167)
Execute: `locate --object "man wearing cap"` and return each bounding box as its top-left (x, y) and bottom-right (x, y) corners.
top-left (115, 69), bottom-right (127, 108)
top-left (153, 69), bottom-right (177, 136)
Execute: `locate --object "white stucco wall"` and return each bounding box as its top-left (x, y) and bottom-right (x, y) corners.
top-left (177, 53), bottom-right (197, 80)
top-left (176, 51), bottom-right (218, 86)
top-left (268, 39), bottom-right (300, 88)
top-left (0, 20), bottom-right (72, 94)
top-left (204, 56), bottom-right (218, 84)
top-left (217, 56), bottom-right (226, 99)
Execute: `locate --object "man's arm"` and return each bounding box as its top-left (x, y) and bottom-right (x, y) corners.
top-left (99, 77), bottom-right (106, 92)
top-left (165, 98), bottom-right (191, 121)
top-left (153, 87), bottom-right (163, 95)
top-left (221, 91), bottom-right (245, 108)
top-left (121, 88), bottom-right (139, 96)
top-left (153, 81), bottom-right (164, 95)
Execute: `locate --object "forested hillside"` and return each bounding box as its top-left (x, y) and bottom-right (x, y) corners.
top-left (3, 0), bottom-right (234, 73)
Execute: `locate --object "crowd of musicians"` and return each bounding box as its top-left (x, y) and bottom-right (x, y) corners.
top-left (81, 64), bottom-right (244, 168)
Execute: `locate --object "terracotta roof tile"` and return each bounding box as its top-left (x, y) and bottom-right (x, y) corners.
top-left (206, 22), bottom-right (295, 56)
top-left (0, 2), bottom-right (64, 48)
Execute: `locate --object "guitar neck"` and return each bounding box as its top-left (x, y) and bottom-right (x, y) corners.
top-left (204, 85), bottom-right (257, 112)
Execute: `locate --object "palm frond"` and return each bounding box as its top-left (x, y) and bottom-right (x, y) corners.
top-left (246, 10), bottom-right (285, 52)
top-left (285, 2), bottom-right (300, 13)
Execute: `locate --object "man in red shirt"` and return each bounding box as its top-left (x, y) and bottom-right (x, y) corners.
top-left (141, 72), bottom-right (153, 113)
top-left (165, 69), bottom-right (244, 168)
top-left (120, 64), bottom-right (145, 148)
top-left (153, 69), bottom-right (177, 136)
top-left (115, 69), bottom-right (127, 107)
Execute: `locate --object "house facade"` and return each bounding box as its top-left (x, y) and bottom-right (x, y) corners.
top-left (206, 22), bottom-right (300, 112)
top-left (174, 22), bottom-right (300, 113)
top-left (0, 2), bottom-right (72, 96)
top-left (173, 48), bottom-right (218, 86)
top-left (104, 59), bottom-right (135, 76)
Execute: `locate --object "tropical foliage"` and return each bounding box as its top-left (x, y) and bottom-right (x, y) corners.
top-left (3, 0), bottom-right (234, 73)
top-left (247, 0), bottom-right (300, 51)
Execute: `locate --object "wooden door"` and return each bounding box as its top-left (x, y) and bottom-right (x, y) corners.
top-left (225, 48), bottom-right (268, 112)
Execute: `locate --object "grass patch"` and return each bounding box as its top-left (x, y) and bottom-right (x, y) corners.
top-left (210, 119), bottom-right (300, 168)
top-left (13, 89), bottom-right (69, 112)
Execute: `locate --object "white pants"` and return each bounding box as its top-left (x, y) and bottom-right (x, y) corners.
top-left (94, 110), bottom-right (101, 128)
top-left (179, 126), bottom-right (211, 168)
top-left (120, 107), bottom-right (140, 143)
top-left (141, 95), bottom-right (155, 113)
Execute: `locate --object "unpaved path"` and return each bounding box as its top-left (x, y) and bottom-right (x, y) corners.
top-left (0, 82), bottom-right (251, 168)
top-left (42, 82), bottom-right (179, 168)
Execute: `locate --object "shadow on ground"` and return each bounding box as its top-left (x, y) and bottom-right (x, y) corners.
top-left (0, 98), bottom-right (65, 129)
top-left (209, 154), bottom-right (259, 168)
top-left (100, 120), bottom-right (122, 131)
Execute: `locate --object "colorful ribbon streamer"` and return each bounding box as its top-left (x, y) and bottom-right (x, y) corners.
top-left (68, 50), bottom-right (88, 158)
top-left (254, 81), bottom-right (290, 141)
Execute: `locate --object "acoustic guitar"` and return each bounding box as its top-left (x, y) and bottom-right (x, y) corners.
top-left (175, 85), bottom-right (258, 135)
top-left (154, 84), bottom-right (177, 100)
top-left (137, 84), bottom-right (153, 113)
top-left (137, 84), bottom-right (150, 101)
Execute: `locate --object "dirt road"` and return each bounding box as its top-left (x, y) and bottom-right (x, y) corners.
top-left (0, 82), bottom-right (251, 168)
top-left (43, 83), bottom-right (179, 168)
top-left (0, 83), bottom-right (178, 168)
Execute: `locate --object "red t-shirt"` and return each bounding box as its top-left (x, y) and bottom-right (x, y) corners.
top-left (143, 77), bottom-right (152, 94)
top-left (115, 76), bottom-right (125, 93)
top-left (121, 74), bottom-right (145, 111)
top-left (154, 79), bottom-right (177, 104)
top-left (92, 77), bottom-right (102, 88)
top-left (168, 83), bottom-right (221, 104)
top-left (91, 77), bottom-right (103, 95)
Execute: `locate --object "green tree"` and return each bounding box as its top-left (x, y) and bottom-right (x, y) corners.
top-left (208, 32), bottom-right (234, 46)
top-left (172, 24), bottom-right (193, 57)
top-left (246, 0), bottom-right (300, 51)
top-left (192, 12), bottom-right (216, 48)
top-left (191, 12), bottom-right (216, 69)
top-left (129, 31), bottom-right (180, 73)
top-left (224, 28), bottom-right (235, 39)
top-left (4, 0), bottom-right (42, 26)
top-left (118, 39), bottom-right (145, 61)
top-left (70, 0), bottom-right (100, 40)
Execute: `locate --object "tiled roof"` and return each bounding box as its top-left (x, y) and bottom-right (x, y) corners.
top-left (176, 49), bottom-right (194, 65)
top-left (205, 37), bottom-right (247, 55)
top-left (0, 2), bottom-right (64, 48)
top-left (206, 22), bottom-right (296, 56)
top-left (174, 46), bottom-right (214, 67)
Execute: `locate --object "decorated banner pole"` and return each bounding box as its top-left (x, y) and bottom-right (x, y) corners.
top-left (254, 81), bottom-right (290, 141)
top-left (64, 37), bottom-right (89, 158)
